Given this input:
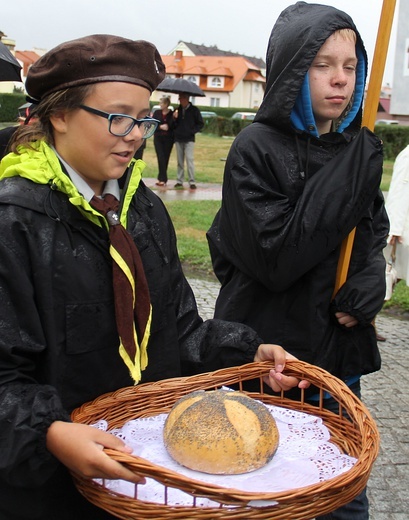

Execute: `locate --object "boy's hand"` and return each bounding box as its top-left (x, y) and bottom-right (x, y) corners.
top-left (335, 311), bottom-right (358, 328)
top-left (254, 344), bottom-right (310, 392)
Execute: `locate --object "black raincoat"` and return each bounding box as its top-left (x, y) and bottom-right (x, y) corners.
top-left (207, 2), bottom-right (389, 381)
top-left (0, 148), bottom-right (262, 519)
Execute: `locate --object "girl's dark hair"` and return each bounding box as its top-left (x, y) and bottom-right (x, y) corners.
top-left (9, 84), bottom-right (94, 153)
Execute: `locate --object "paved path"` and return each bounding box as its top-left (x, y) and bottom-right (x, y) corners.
top-left (146, 177), bottom-right (408, 517)
top-left (143, 177), bottom-right (222, 201)
top-left (187, 277), bottom-right (409, 519)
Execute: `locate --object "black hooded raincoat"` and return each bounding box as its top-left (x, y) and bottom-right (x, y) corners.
top-left (207, 2), bottom-right (389, 381)
top-left (0, 146), bottom-right (263, 519)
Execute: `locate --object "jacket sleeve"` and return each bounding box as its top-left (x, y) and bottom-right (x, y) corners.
top-left (385, 146), bottom-right (409, 237)
top-left (331, 190), bottom-right (389, 324)
top-left (210, 126), bottom-right (384, 292)
top-left (194, 107), bottom-right (204, 134)
top-left (0, 236), bottom-right (70, 488)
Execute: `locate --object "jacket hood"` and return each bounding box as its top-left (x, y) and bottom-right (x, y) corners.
top-left (255, 1), bottom-right (367, 135)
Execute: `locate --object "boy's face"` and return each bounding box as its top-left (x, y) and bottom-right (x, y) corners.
top-left (309, 33), bottom-right (357, 135)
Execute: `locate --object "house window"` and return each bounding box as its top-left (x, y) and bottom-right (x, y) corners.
top-left (211, 77), bottom-right (223, 88)
top-left (210, 98), bottom-right (220, 107)
top-left (186, 76), bottom-right (198, 84)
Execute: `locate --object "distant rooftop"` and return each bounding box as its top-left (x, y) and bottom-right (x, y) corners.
top-left (175, 41), bottom-right (266, 70)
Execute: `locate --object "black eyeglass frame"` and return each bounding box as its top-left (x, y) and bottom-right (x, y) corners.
top-left (79, 104), bottom-right (160, 138)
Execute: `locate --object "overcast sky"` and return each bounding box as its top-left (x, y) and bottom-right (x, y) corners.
top-left (3, 0), bottom-right (400, 85)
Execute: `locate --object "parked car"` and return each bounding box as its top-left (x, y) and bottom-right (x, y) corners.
top-left (375, 119), bottom-right (399, 125)
top-left (201, 111), bottom-right (218, 118)
top-left (231, 112), bottom-right (256, 120)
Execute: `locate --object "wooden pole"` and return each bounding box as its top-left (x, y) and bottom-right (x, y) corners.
top-left (332, 0), bottom-right (396, 299)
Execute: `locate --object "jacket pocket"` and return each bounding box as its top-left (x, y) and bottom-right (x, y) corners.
top-left (65, 300), bottom-right (119, 354)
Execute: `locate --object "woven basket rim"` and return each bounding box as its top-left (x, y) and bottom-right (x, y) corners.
top-left (71, 360), bottom-right (380, 518)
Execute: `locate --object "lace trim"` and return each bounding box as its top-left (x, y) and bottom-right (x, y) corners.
top-left (92, 395), bottom-right (356, 507)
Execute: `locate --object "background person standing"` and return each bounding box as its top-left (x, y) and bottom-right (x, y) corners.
top-left (384, 144), bottom-right (409, 285)
top-left (173, 92), bottom-right (203, 189)
top-left (152, 96), bottom-right (174, 186)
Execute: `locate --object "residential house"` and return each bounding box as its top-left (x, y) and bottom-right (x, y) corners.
top-left (168, 40), bottom-right (266, 75)
top-left (153, 50), bottom-right (265, 109)
top-left (15, 49), bottom-right (45, 81)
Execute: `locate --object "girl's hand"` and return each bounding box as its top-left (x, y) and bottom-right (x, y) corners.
top-left (46, 421), bottom-right (145, 484)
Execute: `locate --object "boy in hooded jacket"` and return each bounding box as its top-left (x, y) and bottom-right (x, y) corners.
top-left (207, 2), bottom-right (389, 519)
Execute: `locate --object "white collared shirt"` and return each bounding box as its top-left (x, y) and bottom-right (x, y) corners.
top-left (53, 147), bottom-right (121, 202)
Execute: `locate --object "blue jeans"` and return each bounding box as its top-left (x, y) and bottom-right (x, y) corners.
top-left (307, 380), bottom-right (369, 520)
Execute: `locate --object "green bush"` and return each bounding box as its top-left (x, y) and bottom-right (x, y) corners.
top-left (196, 106), bottom-right (257, 119)
top-left (204, 119), bottom-right (409, 151)
top-left (373, 124), bottom-right (409, 161)
top-left (0, 93), bottom-right (27, 122)
top-left (202, 116), bottom-right (253, 136)
top-left (149, 102), bottom-right (255, 137)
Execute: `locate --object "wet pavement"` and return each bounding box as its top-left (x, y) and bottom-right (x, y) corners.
top-left (147, 177), bottom-right (408, 518)
top-left (143, 177), bottom-right (222, 201)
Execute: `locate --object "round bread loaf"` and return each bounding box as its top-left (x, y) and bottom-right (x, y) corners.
top-left (163, 389), bottom-right (279, 474)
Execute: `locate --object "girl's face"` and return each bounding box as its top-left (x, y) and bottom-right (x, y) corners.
top-left (309, 33), bottom-right (357, 135)
top-left (51, 82), bottom-right (151, 194)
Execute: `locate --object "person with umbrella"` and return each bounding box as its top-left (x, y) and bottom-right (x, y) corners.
top-left (0, 40), bottom-right (22, 82)
top-left (152, 96), bottom-right (174, 186)
top-left (172, 92), bottom-right (204, 189)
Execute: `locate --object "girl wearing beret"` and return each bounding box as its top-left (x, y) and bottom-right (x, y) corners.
top-left (0, 34), bottom-right (306, 519)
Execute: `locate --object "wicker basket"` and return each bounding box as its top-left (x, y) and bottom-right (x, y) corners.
top-left (71, 360), bottom-right (379, 519)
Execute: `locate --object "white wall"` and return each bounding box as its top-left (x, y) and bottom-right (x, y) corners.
top-left (390, 0), bottom-right (409, 116)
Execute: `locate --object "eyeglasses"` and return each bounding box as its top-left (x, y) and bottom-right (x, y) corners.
top-left (79, 104), bottom-right (159, 138)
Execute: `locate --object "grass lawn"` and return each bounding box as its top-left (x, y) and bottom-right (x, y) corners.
top-left (144, 133), bottom-right (407, 314)
top-left (164, 200), bottom-right (221, 277)
top-left (142, 133), bottom-right (233, 184)
top-left (383, 280), bottom-right (409, 314)
top-left (380, 160), bottom-right (393, 191)
top-left (164, 191), bottom-right (409, 315)
top-left (2, 126), bottom-right (407, 312)
top-left (141, 134), bottom-right (226, 277)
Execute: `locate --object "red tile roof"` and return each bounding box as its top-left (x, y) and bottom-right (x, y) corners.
top-left (15, 50), bottom-right (41, 76)
top-left (161, 55), bottom-right (265, 94)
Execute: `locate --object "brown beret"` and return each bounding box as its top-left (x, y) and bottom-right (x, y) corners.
top-left (26, 34), bottom-right (166, 101)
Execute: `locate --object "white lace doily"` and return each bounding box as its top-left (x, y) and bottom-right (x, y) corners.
top-left (92, 391), bottom-right (356, 508)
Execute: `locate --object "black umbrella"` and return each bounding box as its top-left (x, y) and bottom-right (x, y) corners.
top-left (0, 41), bottom-right (22, 82)
top-left (156, 77), bottom-right (205, 97)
